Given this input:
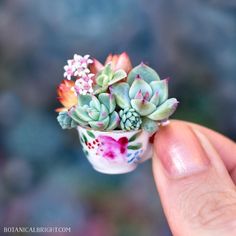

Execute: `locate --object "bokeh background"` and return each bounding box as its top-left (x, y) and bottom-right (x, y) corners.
top-left (0, 0), bottom-right (236, 235)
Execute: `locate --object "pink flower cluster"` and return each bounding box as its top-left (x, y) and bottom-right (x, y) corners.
top-left (63, 54), bottom-right (94, 95)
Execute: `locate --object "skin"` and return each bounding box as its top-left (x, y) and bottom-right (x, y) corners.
top-left (152, 120), bottom-right (236, 236)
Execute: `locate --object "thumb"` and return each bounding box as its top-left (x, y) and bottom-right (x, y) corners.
top-left (152, 121), bottom-right (236, 236)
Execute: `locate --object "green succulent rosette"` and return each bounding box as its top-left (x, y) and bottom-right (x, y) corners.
top-left (110, 63), bottom-right (178, 133)
top-left (57, 111), bottom-right (78, 129)
top-left (93, 63), bottom-right (127, 94)
top-left (119, 108), bottom-right (142, 131)
top-left (69, 93), bottom-right (120, 131)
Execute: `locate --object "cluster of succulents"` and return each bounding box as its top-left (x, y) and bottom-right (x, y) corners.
top-left (56, 52), bottom-right (178, 133)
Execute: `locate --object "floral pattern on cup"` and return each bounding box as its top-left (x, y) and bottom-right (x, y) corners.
top-left (96, 136), bottom-right (129, 160)
top-left (127, 149), bottom-right (143, 164)
top-left (79, 129), bottom-right (143, 164)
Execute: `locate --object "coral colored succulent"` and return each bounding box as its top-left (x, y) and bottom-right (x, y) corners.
top-left (56, 80), bottom-right (77, 112)
top-left (104, 52), bottom-right (132, 73)
top-left (90, 52), bottom-right (132, 74)
top-left (56, 52), bottom-right (178, 133)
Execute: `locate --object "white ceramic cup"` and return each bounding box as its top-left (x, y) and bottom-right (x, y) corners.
top-left (77, 126), bottom-right (154, 174)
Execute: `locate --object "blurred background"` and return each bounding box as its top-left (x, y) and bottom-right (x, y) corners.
top-left (0, 0), bottom-right (236, 235)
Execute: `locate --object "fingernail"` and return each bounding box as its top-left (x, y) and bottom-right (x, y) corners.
top-left (154, 124), bottom-right (210, 178)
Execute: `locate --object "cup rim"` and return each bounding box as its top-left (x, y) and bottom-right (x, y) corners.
top-left (77, 125), bottom-right (142, 134)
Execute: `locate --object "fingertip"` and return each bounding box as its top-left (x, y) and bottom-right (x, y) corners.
top-left (153, 121), bottom-right (209, 178)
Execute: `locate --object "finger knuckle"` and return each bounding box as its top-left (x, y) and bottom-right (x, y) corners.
top-left (190, 190), bottom-right (236, 230)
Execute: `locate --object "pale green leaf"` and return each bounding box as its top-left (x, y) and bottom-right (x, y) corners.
top-left (131, 99), bottom-right (156, 116)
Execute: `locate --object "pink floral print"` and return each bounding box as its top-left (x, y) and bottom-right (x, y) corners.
top-left (97, 135), bottom-right (128, 160)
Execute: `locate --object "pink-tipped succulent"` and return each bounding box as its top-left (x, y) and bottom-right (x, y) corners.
top-left (111, 63), bottom-right (178, 132)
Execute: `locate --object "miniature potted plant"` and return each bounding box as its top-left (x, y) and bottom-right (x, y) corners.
top-left (56, 53), bottom-right (178, 174)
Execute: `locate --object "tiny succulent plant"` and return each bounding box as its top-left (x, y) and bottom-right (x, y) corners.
top-left (119, 108), bottom-right (142, 131)
top-left (111, 63), bottom-right (178, 132)
top-left (69, 93), bottom-right (120, 131)
top-left (56, 80), bottom-right (77, 112)
top-left (56, 52), bottom-right (178, 133)
top-left (93, 63), bottom-right (127, 94)
top-left (57, 111), bottom-right (78, 129)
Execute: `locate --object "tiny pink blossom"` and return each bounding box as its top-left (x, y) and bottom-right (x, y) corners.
top-left (74, 67), bottom-right (90, 77)
top-left (67, 59), bottom-right (78, 68)
top-left (75, 74), bottom-right (94, 95)
top-left (74, 54), bottom-right (93, 68)
top-left (84, 74), bottom-right (94, 82)
top-left (63, 54), bottom-right (93, 80)
top-left (63, 65), bottom-right (75, 80)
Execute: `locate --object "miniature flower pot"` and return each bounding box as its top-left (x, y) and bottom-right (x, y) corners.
top-left (77, 126), bottom-right (154, 174)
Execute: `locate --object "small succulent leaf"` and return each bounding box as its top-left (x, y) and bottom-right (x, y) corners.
top-left (73, 106), bottom-right (92, 122)
top-left (98, 104), bottom-right (109, 120)
top-left (87, 108), bottom-right (100, 120)
top-left (71, 119), bottom-right (78, 128)
top-left (141, 117), bottom-right (159, 133)
top-left (93, 85), bottom-right (100, 94)
top-left (94, 64), bottom-right (114, 94)
top-left (57, 112), bottom-right (78, 129)
top-left (128, 131), bottom-right (142, 142)
top-left (120, 121), bottom-right (125, 130)
top-left (126, 111), bottom-right (131, 118)
top-left (129, 77), bottom-right (152, 99)
top-left (103, 63), bottom-right (113, 77)
top-left (122, 114), bottom-right (127, 122)
top-left (96, 74), bottom-right (108, 87)
top-left (127, 63), bottom-right (160, 85)
top-left (90, 95), bottom-right (101, 110)
top-left (125, 120), bottom-right (132, 129)
top-left (127, 143), bottom-right (142, 150)
top-left (106, 111), bottom-right (120, 130)
top-left (150, 79), bottom-right (168, 104)
top-left (93, 85), bottom-right (108, 95)
top-left (90, 58), bottom-right (104, 74)
top-left (98, 93), bottom-right (116, 113)
top-left (108, 69), bottom-right (127, 85)
top-left (69, 109), bottom-right (88, 126)
top-left (150, 91), bottom-right (159, 106)
top-left (110, 82), bottom-right (131, 109)
top-left (89, 116), bottom-right (110, 130)
top-left (114, 52), bottom-right (132, 73)
top-left (77, 94), bottom-right (92, 107)
top-left (147, 98), bottom-right (179, 121)
top-left (131, 99), bottom-right (156, 116)
top-left (86, 130), bottom-right (95, 138)
top-left (102, 75), bottom-right (110, 86)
